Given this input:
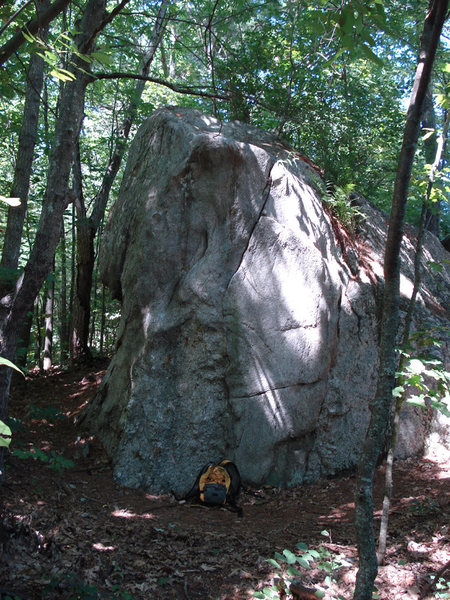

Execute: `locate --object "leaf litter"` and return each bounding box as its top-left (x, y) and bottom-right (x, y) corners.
top-left (0, 361), bottom-right (448, 599)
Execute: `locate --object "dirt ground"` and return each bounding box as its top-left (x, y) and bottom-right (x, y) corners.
top-left (1, 361), bottom-right (449, 600)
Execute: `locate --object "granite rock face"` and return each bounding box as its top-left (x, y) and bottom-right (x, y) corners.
top-left (85, 107), bottom-right (449, 493)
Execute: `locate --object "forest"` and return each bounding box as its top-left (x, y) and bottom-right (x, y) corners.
top-left (0, 0), bottom-right (449, 369)
top-left (0, 0), bottom-right (449, 599)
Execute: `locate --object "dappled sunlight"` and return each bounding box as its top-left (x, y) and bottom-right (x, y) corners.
top-left (92, 542), bottom-right (116, 551)
top-left (320, 501), bottom-right (355, 524)
top-left (111, 508), bottom-right (156, 520)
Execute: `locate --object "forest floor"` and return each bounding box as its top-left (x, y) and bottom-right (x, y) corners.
top-left (1, 361), bottom-right (449, 600)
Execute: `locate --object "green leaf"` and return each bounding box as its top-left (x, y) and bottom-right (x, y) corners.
top-left (286, 566), bottom-right (302, 577)
top-left (408, 359), bottom-right (426, 374)
top-left (0, 420), bottom-right (12, 448)
top-left (22, 29), bottom-right (36, 43)
top-left (392, 385), bottom-right (404, 398)
top-left (296, 542), bottom-right (309, 551)
top-left (283, 549), bottom-right (297, 564)
top-left (266, 558), bottom-right (282, 569)
top-left (50, 69), bottom-right (76, 82)
top-left (422, 128), bottom-right (436, 141)
top-left (0, 357), bottom-right (24, 376)
top-left (427, 261), bottom-right (444, 273)
top-left (361, 44), bottom-right (384, 67)
top-left (90, 50), bottom-right (114, 66)
top-left (296, 556), bottom-right (312, 569)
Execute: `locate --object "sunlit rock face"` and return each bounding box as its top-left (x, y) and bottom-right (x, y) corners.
top-left (86, 107), bottom-right (450, 493)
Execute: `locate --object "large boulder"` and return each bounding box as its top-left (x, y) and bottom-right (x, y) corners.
top-left (85, 107), bottom-right (449, 493)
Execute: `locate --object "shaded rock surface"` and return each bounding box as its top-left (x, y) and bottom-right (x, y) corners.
top-left (85, 107), bottom-right (449, 493)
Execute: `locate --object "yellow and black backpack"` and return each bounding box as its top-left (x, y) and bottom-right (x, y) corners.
top-left (178, 459), bottom-right (243, 517)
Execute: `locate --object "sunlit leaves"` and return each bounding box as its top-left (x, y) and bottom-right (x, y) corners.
top-left (395, 336), bottom-right (450, 419)
top-left (0, 420), bottom-right (12, 448)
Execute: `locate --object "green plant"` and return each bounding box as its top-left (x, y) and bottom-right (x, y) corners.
top-left (394, 331), bottom-right (450, 418)
top-left (26, 404), bottom-right (65, 421)
top-left (252, 531), bottom-right (352, 599)
top-left (12, 446), bottom-right (74, 473)
top-left (0, 357), bottom-right (24, 447)
top-left (0, 419), bottom-right (12, 448)
top-left (322, 182), bottom-right (365, 233)
top-left (433, 575), bottom-right (450, 598)
top-left (409, 497), bottom-right (440, 516)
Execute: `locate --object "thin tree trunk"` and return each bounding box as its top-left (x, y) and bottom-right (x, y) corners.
top-left (353, 2), bottom-right (448, 598)
top-left (0, 0), bottom-right (111, 486)
top-left (70, 0), bottom-right (169, 361)
top-left (59, 222), bottom-right (69, 362)
top-left (70, 144), bottom-right (94, 362)
top-left (100, 284), bottom-right (106, 355)
top-left (0, 2), bottom-right (48, 480)
top-left (34, 298), bottom-right (42, 366)
top-left (0, 0), bottom-right (48, 293)
top-left (42, 269), bottom-right (55, 371)
top-left (16, 309), bottom-right (33, 368)
top-left (422, 86), bottom-right (440, 235)
top-left (376, 107), bottom-right (450, 566)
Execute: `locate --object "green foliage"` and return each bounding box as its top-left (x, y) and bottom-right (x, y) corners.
top-left (0, 419), bottom-right (12, 448)
top-left (322, 182), bottom-right (365, 233)
top-left (26, 404), bottom-right (65, 421)
top-left (0, 358), bottom-right (25, 447)
top-left (409, 497), bottom-right (440, 516)
top-left (394, 329), bottom-right (450, 418)
top-left (12, 446), bottom-right (74, 473)
top-left (432, 574), bottom-right (450, 598)
top-left (252, 532), bottom-right (352, 600)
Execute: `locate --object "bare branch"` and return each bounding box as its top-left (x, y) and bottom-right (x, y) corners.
top-left (91, 71), bottom-right (230, 100)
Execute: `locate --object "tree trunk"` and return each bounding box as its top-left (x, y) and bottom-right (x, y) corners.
top-left (59, 222), bottom-right (69, 362)
top-left (0, 1), bottom-right (48, 480)
top-left (422, 86), bottom-right (440, 235)
top-left (70, 144), bottom-right (94, 362)
top-left (42, 268), bottom-right (55, 371)
top-left (0, 0), bottom-right (110, 485)
top-left (100, 284), bottom-right (106, 354)
top-left (353, 2), bottom-right (448, 598)
top-left (70, 0), bottom-right (169, 361)
top-left (376, 107), bottom-right (449, 566)
top-left (16, 308), bottom-right (33, 368)
top-left (0, 0), bottom-right (48, 294)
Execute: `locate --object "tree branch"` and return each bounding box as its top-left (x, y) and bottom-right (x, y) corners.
top-left (0, 0), bottom-right (73, 65)
top-left (91, 71), bottom-right (230, 100)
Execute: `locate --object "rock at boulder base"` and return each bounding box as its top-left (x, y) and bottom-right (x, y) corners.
top-left (85, 107), bottom-right (450, 493)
